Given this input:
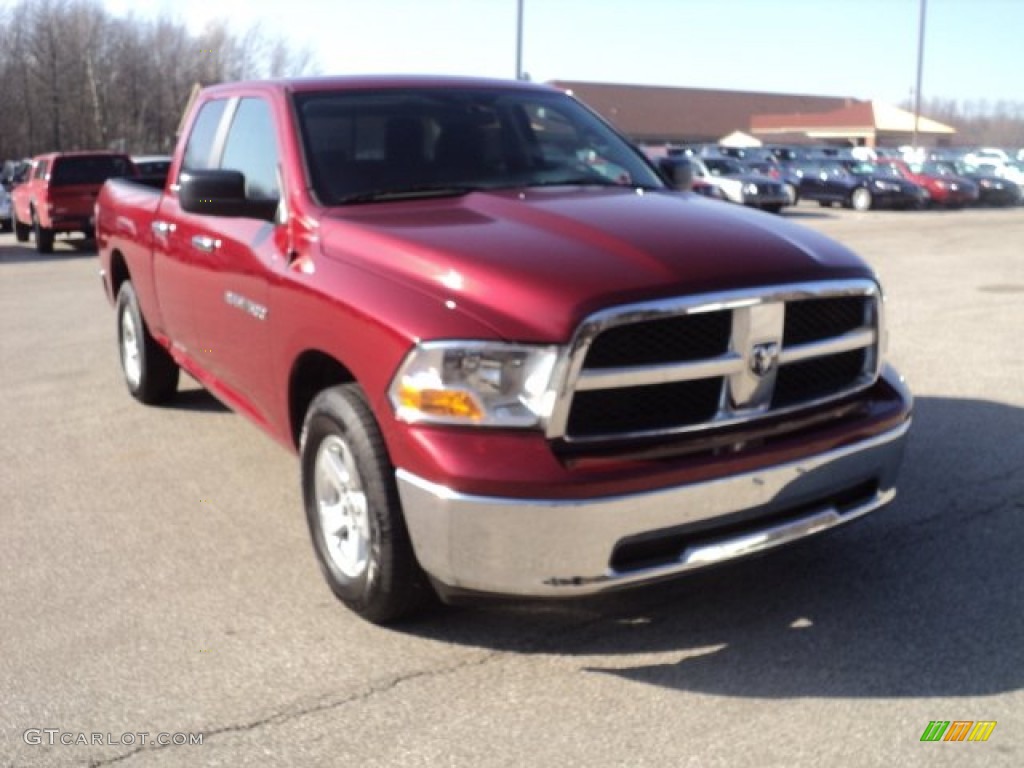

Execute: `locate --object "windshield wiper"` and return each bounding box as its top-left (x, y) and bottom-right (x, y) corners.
top-left (522, 177), bottom-right (661, 190)
top-left (524, 177), bottom-right (622, 188)
top-left (337, 185), bottom-right (477, 204)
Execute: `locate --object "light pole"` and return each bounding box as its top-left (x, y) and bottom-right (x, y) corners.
top-left (516, 0), bottom-right (525, 80)
top-left (912, 0), bottom-right (927, 149)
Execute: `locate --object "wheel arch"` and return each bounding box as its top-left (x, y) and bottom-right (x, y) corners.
top-left (288, 350), bottom-right (357, 449)
top-left (108, 248), bottom-right (131, 301)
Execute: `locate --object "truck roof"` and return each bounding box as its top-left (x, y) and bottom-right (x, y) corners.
top-left (199, 75), bottom-right (562, 98)
top-left (30, 149), bottom-right (132, 162)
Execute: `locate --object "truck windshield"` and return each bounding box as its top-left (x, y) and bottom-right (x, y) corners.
top-left (50, 156), bottom-right (134, 186)
top-left (294, 87), bottom-right (665, 204)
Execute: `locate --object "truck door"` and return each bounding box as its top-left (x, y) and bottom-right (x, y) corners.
top-left (153, 98), bottom-right (230, 353)
top-left (186, 97), bottom-right (287, 424)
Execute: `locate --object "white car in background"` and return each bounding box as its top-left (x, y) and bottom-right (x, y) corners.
top-left (0, 185), bottom-right (12, 232)
top-left (131, 154), bottom-right (173, 177)
top-left (964, 147), bottom-right (1010, 169)
top-left (994, 161), bottom-right (1024, 200)
top-left (689, 156), bottom-right (791, 213)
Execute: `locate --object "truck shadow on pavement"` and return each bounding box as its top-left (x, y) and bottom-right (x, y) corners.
top-left (0, 238), bottom-right (97, 264)
top-left (411, 395), bottom-right (1024, 700)
top-left (157, 383), bottom-right (230, 413)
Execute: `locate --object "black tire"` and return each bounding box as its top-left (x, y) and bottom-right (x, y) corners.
top-left (14, 211), bottom-right (30, 242)
top-left (783, 183), bottom-right (798, 206)
top-left (817, 200), bottom-right (832, 208)
top-left (116, 281), bottom-right (179, 404)
top-left (300, 384), bottom-right (434, 624)
top-left (32, 212), bottom-right (54, 254)
top-left (762, 204), bottom-right (783, 214)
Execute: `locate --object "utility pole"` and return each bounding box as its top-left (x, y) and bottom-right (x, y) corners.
top-left (516, 0), bottom-right (525, 80)
top-left (912, 0), bottom-right (927, 149)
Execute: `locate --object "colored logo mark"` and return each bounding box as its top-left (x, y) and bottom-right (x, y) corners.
top-left (920, 721), bottom-right (996, 742)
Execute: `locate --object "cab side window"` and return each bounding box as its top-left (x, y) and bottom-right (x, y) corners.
top-left (220, 98), bottom-right (280, 201)
top-left (181, 99), bottom-right (228, 172)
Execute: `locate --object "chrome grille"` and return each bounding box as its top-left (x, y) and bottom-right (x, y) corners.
top-left (584, 311), bottom-right (731, 368)
top-left (567, 378), bottom-right (723, 438)
top-left (548, 280), bottom-right (881, 443)
top-left (783, 296), bottom-right (867, 345)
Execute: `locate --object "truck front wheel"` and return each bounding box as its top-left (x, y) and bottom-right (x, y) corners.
top-left (300, 384), bottom-right (432, 624)
top-left (116, 281), bottom-right (179, 404)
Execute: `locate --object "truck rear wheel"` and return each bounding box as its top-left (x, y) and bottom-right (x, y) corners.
top-left (300, 384), bottom-right (433, 624)
top-left (32, 212), bottom-right (54, 254)
top-left (116, 281), bottom-right (179, 404)
top-left (14, 214), bottom-right (30, 242)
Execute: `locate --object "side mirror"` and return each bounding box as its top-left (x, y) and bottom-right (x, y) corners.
top-left (178, 169), bottom-right (278, 222)
top-left (658, 157), bottom-right (694, 191)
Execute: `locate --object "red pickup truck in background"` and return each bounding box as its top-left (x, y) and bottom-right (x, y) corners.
top-left (12, 150), bottom-right (134, 253)
top-left (95, 76), bottom-right (912, 624)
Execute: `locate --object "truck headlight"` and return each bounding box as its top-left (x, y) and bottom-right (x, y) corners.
top-left (389, 341), bottom-right (560, 428)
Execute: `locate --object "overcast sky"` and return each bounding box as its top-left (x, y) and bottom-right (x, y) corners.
top-left (100, 0), bottom-right (1023, 106)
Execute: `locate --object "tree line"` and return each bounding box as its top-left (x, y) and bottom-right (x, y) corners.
top-left (0, 0), bottom-right (316, 161)
top-left (3, 0), bottom-right (1022, 163)
top-left (900, 97), bottom-right (1024, 148)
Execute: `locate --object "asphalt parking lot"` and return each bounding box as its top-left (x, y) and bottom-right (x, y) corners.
top-left (1, 203), bottom-right (1022, 768)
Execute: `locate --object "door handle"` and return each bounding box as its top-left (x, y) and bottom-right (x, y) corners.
top-left (151, 220), bottom-right (175, 236)
top-left (191, 235), bottom-right (221, 253)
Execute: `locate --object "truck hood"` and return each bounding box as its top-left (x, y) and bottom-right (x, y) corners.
top-left (319, 187), bottom-right (873, 342)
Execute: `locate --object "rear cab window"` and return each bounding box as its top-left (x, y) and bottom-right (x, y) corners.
top-left (49, 156), bottom-right (134, 186)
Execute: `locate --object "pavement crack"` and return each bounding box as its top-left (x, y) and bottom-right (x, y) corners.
top-left (86, 650), bottom-right (502, 766)
top-left (87, 612), bottom-right (624, 767)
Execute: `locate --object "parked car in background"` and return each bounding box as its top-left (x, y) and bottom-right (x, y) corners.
top-left (927, 160), bottom-right (1020, 206)
top-left (763, 145), bottom-right (808, 162)
top-left (742, 159), bottom-right (801, 205)
top-left (845, 161), bottom-right (929, 210)
top-left (691, 176), bottom-right (727, 200)
top-left (875, 158), bottom-right (978, 208)
top-left (131, 154), bottom-right (173, 179)
top-left (964, 147), bottom-right (1010, 169)
top-left (994, 161), bottom-right (1024, 200)
top-left (0, 185), bottom-right (12, 231)
top-left (11, 151), bottom-right (135, 252)
top-left (1, 159), bottom-right (31, 190)
top-left (792, 160), bottom-right (925, 211)
top-left (693, 156), bottom-right (791, 212)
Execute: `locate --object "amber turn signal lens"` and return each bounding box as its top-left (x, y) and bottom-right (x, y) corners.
top-left (397, 385), bottom-right (484, 421)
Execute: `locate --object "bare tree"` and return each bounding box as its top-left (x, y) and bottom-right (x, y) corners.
top-left (903, 96), bottom-right (1024, 147)
top-left (0, 0), bottom-right (320, 159)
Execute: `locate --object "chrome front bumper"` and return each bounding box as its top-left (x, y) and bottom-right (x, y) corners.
top-left (397, 417), bottom-right (911, 598)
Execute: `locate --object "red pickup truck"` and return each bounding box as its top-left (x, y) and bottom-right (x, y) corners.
top-left (12, 150), bottom-right (135, 253)
top-left (96, 76), bottom-right (912, 623)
